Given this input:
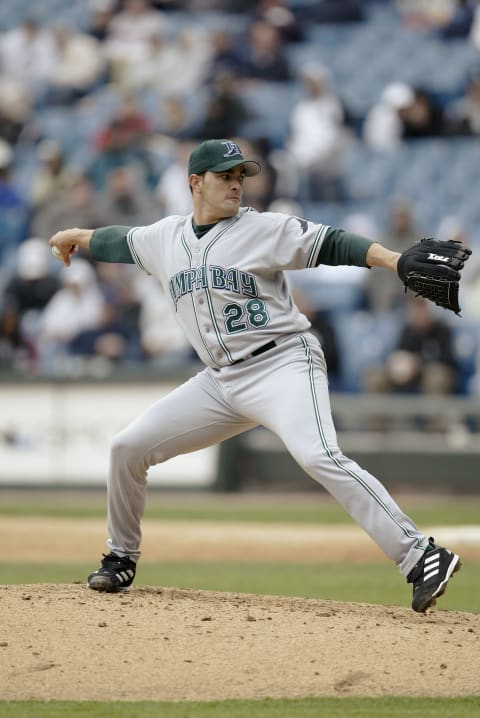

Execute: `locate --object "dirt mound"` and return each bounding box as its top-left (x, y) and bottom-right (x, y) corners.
top-left (1, 583), bottom-right (479, 701)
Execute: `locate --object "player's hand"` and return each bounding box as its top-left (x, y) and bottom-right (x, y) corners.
top-left (397, 237), bottom-right (472, 315)
top-left (49, 229), bottom-right (81, 266)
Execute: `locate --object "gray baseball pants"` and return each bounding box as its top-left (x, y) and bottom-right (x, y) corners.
top-left (106, 332), bottom-right (428, 576)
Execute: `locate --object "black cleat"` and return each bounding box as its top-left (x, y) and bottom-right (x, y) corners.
top-left (407, 537), bottom-right (461, 613)
top-left (87, 552), bottom-right (136, 593)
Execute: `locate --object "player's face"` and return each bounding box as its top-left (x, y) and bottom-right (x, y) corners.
top-left (191, 166), bottom-right (246, 223)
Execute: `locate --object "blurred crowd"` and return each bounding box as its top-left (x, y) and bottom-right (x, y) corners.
top-left (1, 0), bottom-right (480, 395)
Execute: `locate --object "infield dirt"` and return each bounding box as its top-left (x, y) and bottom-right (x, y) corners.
top-left (1, 583), bottom-right (479, 701)
top-left (1, 517), bottom-right (480, 701)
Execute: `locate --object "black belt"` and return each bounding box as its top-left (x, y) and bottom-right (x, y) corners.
top-left (231, 340), bottom-right (277, 365)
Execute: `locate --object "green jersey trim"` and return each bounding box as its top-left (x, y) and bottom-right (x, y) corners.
top-left (307, 224), bottom-right (329, 268)
top-left (90, 226), bottom-right (135, 263)
top-left (317, 228), bottom-right (374, 267)
top-left (126, 228), bottom-right (149, 273)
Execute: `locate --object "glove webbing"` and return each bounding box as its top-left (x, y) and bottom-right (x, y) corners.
top-left (404, 272), bottom-right (461, 315)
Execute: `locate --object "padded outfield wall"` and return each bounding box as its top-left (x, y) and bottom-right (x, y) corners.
top-left (1, 379), bottom-right (480, 490)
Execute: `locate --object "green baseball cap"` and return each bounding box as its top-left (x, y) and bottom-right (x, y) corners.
top-left (188, 139), bottom-right (261, 176)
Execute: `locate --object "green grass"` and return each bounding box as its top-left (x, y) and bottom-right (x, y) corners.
top-left (1, 697), bottom-right (479, 718)
top-left (1, 560), bottom-right (477, 612)
top-left (0, 492), bottom-right (479, 526)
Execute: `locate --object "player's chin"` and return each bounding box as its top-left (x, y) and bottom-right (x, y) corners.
top-left (223, 198), bottom-right (241, 213)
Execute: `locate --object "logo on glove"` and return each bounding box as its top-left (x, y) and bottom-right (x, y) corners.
top-left (428, 253), bottom-right (449, 262)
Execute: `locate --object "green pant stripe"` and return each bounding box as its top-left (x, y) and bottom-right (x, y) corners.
top-left (299, 336), bottom-right (420, 545)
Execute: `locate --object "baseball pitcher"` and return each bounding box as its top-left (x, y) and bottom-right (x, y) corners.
top-left (49, 139), bottom-right (469, 612)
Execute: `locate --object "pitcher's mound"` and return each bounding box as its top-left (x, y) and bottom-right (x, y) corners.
top-left (0, 584), bottom-right (478, 701)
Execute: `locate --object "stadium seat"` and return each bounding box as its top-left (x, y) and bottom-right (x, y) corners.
top-left (334, 310), bottom-right (401, 392)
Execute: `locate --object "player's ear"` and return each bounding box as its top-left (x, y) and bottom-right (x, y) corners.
top-left (189, 173), bottom-right (203, 194)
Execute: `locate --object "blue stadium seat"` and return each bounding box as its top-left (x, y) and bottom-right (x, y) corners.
top-left (452, 322), bottom-right (479, 394)
top-left (238, 82), bottom-right (301, 146)
top-left (334, 310), bottom-right (400, 392)
top-left (0, 207), bottom-right (30, 261)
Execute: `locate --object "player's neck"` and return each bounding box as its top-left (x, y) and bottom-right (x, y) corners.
top-left (192, 217), bottom-right (218, 239)
top-left (193, 211), bottom-right (232, 225)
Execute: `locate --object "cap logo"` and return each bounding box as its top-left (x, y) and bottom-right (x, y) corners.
top-left (222, 141), bottom-right (242, 158)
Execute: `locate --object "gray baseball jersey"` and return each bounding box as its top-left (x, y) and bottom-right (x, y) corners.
top-left (126, 207), bottom-right (328, 366)
top-left (94, 207), bottom-right (429, 578)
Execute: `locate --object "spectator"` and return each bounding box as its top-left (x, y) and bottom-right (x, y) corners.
top-left (288, 63), bottom-right (349, 201)
top-left (396, 0), bottom-right (453, 30)
top-left (86, 0), bottom-right (117, 42)
top-left (3, 238), bottom-right (60, 320)
top-left (0, 79), bottom-right (31, 146)
top-left (123, 26), bottom-right (211, 95)
top-left (195, 71), bottom-right (250, 140)
top-left (364, 199), bottom-right (420, 313)
top-left (290, 285), bottom-right (341, 387)
top-left (185, 0), bottom-right (257, 9)
top-left (470, 1), bottom-right (480, 49)
top-left (32, 174), bottom-right (106, 241)
top-left (0, 140), bottom-right (30, 259)
top-left (103, 0), bottom-right (169, 84)
top-left (135, 273), bottom-right (193, 366)
top-left (436, 216), bottom-right (480, 320)
top-left (38, 258), bottom-right (105, 365)
top-left (68, 299), bottom-right (141, 363)
top-left (0, 301), bottom-right (36, 371)
top-left (86, 93), bottom-right (154, 190)
top-left (231, 137), bottom-right (275, 211)
top-left (97, 166), bottom-right (158, 226)
top-left (315, 0), bottom-right (364, 23)
top-left (249, 0), bottom-right (305, 44)
top-left (161, 26), bottom-right (211, 94)
top-left (0, 19), bottom-right (57, 102)
top-left (400, 86), bottom-right (447, 139)
top-left (94, 262), bottom-right (142, 359)
top-left (363, 82), bottom-right (414, 151)
top-left (152, 95), bottom-right (194, 141)
top-left (437, 0), bottom-right (475, 39)
top-left (120, 28), bottom-right (174, 90)
top-left (384, 199), bottom-right (420, 253)
top-left (41, 22), bottom-right (107, 106)
top-left (155, 140), bottom-right (195, 216)
top-left (365, 296), bottom-right (459, 395)
top-left (243, 20), bottom-right (290, 82)
top-left (365, 83), bottom-right (447, 146)
top-left (30, 140), bottom-right (75, 211)
top-left (209, 29), bottom-right (248, 77)
top-left (447, 68), bottom-right (480, 136)
top-left (93, 93), bottom-right (151, 153)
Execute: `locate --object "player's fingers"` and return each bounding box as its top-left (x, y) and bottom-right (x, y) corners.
top-left (427, 265), bottom-right (460, 281)
top-left (49, 230), bottom-right (78, 266)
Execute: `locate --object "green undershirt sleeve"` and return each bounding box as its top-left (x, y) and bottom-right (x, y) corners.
top-left (316, 227), bottom-right (375, 268)
top-left (90, 225), bottom-right (135, 263)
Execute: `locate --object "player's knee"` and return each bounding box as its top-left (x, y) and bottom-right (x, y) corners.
top-left (110, 430), bottom-right (146, 470)
top-left (299, 445), bottom-right (340, 477)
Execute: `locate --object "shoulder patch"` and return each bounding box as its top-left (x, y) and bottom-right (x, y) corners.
top-left (294, 216), bottom-right (309, 234)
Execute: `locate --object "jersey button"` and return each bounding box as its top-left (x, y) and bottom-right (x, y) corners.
top-left (205, 327), bottom-right (211, 333)
top-left (193, 247), bottom-right (201, 253)
top-left (198, 298), bottom-right (204, 305)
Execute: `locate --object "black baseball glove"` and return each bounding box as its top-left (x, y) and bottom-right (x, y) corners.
top-left (397, 237), bottom-right (472, 315)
